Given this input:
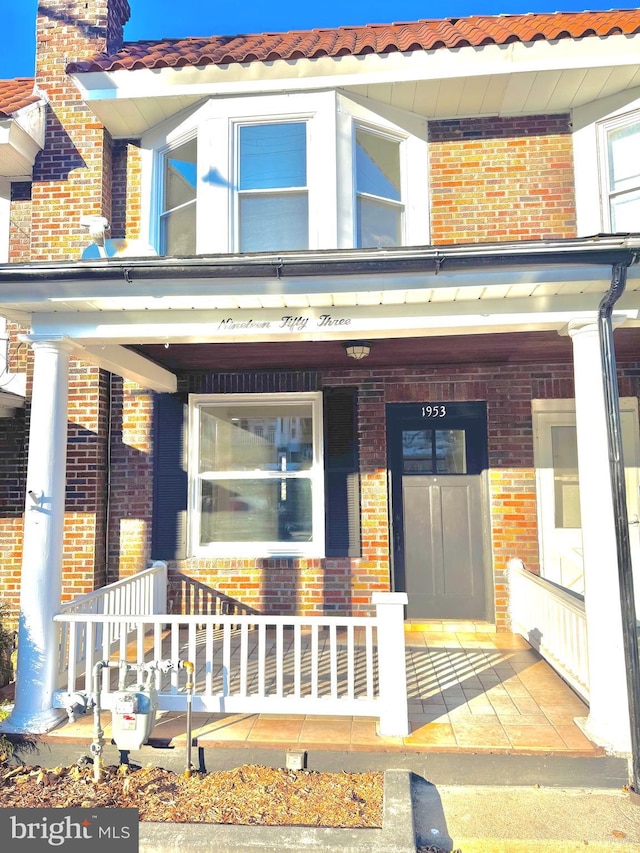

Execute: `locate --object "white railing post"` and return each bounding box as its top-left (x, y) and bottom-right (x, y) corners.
top-left (373, 592), bottom-right (409, 736)
top-left (150, 561), bottom-right (168, 614)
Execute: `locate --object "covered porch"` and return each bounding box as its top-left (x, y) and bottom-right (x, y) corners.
top-left (44, 621), bottom-right (596, 757)
top-left (0, 236), bottom-right (639, 766)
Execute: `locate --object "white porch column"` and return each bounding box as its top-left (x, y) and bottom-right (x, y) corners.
top-left (3, 339), bottom-right (72, 733)
top-left (568, 318), bottom-right (631, 754)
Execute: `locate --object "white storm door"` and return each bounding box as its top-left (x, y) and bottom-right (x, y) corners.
top-left (533, 399), bottom-right (640, 601)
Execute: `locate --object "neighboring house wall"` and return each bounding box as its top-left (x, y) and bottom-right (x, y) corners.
top-left (429, 115), bottom-right (577, 244)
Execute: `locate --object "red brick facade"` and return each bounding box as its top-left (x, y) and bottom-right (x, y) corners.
top-left (1, 1), bottom-right (638, 632)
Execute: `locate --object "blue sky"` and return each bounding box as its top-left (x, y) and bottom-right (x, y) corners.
top-left (2, 0), bottom-right (620, 79)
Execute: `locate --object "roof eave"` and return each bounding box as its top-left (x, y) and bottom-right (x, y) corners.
top-left (68, 33), bottom-right (640, 137)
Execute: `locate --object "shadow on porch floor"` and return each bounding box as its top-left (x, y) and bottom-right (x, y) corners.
top-left (44, 628), bottom-right (600, 757)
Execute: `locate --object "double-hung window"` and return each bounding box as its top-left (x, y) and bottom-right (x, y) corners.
top-left (603, 115), bottom-right (640, 232)
top-left (355, 127), bottom-right (403, 247)
top-left (147, 91), bottom-right (428, 255)
top-left (189, 393), bottom-right (324, 557)
top-left (237, 122), bottom-right (309, 252)
top-left (159, 137), bottom-right (197, 256)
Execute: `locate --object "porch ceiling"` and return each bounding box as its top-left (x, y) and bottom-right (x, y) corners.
top-left (129, 326), bottom-right (639, 372)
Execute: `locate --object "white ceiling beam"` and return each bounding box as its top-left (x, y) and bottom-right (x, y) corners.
top-left (82, 344), bottom-right (177, 392)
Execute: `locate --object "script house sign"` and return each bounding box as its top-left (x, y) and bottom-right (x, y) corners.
top-left (217, 313), bottom-right (353, 334)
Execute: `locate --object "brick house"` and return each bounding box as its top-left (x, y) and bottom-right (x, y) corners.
top-left (0, 1), bottom-right (639, 752)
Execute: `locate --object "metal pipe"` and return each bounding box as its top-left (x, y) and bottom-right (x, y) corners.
top-left (181, 660), bottom-right (195, 778)
top-left (598, 261), bottom-right (640, 804)
top-left (90, 660), bottom-right (110, 783)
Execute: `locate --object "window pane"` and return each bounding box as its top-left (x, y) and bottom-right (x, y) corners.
top-left (551, 425), bottom-right (581, 528)
top-left (611, 189), bottom-right (640, 233)
top-left (240, 123), bottom-right (306, 190)
top-left (161, 202), bottom-right (197, 256)
top-left (164, 139), bottom-right (197, 212)
top-left (402, 430), bottom-right (433, 474)
top-left (608, 123), bottom-right (640, 194)
top-left (356, 129), bottom-right (401, 200)
top-left (200, 478), bottom-right (312, 544)
top-left (199, 404), bottom-right (313, 472)
top-left (435, 430), bottom-right (466, 474)
top-left (239, 193), bottom-right (309, 252)
top-left (357, 197), bottom-right (401, 248)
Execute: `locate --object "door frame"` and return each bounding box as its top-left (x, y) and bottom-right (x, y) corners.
top-left (386, 401), bottom-right (494, 620)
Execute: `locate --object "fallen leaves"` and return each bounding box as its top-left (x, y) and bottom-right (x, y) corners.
top-left (0, 760), bottom-right (384, 827)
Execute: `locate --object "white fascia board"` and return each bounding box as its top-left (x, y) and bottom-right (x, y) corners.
top-left (71, 34), bottom-right (640, 103)
top-left (28, 297), bottom-right (639, 346)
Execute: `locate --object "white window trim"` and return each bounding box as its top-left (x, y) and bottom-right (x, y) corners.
top-left (141, 90), bottom-right (430, 254)
top-left (155, 130), bottom-right (198, 255)
top-left (597, 109), bottom-right (640, 233)
top-left (572, 95), bottom-right (640, 236)
top-left (0, 178), bottom-right (9, 264)
top-left (352, 121), bottom-right (407, 248)
top-left (188, 391), bottom-right (325, 559)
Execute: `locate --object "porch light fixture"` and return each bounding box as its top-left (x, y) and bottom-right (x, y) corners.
top-left (344, 341), bottom-right (371, 360)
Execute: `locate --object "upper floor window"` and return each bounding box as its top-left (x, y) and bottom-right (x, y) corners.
top-left (603, 115), bottom-right (640, 232)
top-left (355, 128), bottom-right (403, 248)
top-left (160, 137), bottom-right (197, 256)
top-left (238, 122), bottom-right (308, 252)
top-left (145, 92), bottom-right (429, 256)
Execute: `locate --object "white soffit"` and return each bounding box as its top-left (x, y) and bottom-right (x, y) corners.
top-left (71, 34), bottom-right (640, 137)
top-left (2, 264), bottom-right (639, 343)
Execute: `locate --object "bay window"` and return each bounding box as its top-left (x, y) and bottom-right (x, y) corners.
top-left (189, 393), bottom-right (324, 557)
top-left (145, 92), bottom-right (428, 255)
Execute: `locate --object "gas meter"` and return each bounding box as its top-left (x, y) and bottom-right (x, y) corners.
top-left (111, 683), bottom-right (158, 751)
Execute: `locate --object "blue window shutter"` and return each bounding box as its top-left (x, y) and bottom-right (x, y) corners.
top-left (151, 393), bottom-right (188, 561)
top-left (324, 387), bottom-right (361, 557)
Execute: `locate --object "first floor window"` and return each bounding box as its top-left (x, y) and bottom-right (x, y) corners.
top-left (189, 392), bottom-right (324, 556)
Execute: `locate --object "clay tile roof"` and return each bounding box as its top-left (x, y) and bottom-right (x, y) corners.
top-left (66, 10), bottom-right (640, 74)
top-left (0, 78), bottom-right (40, 118)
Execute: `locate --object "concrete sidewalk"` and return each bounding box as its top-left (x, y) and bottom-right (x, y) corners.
top-left (413, 780), bottom-right (640, 852)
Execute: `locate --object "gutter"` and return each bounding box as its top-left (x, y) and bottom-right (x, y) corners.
top-left (598, 261), bottom-right (640, 804)
top-left (0, 235), bottom-right (639, 284)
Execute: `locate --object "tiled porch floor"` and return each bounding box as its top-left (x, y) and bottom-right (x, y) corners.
top-left (46, 627), bottom-right (600, 756)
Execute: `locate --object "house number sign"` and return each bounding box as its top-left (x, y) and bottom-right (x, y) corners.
top-left (421, 405), bottom-right (447, 417)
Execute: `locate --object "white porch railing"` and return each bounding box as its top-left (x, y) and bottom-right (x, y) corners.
top-left (508, 559), bottom-right (589, 702)
top-left (53, 592), bottom-right (409, 736)
top-left (56, 561), bottom-right (168, 689)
